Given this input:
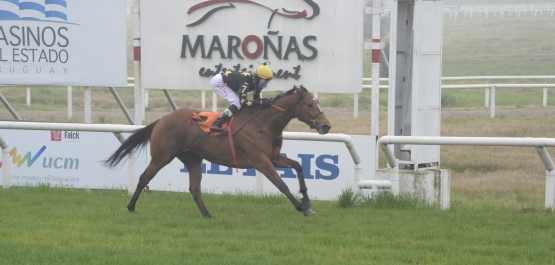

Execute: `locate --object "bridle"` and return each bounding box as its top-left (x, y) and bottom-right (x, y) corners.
top-left (225, 89), bottom-right (324, 167)
top-left (271, 90), bottom-right (324, 129)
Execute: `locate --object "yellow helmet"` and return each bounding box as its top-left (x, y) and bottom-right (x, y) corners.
top-left (254, 64), bottom-right (274, 80)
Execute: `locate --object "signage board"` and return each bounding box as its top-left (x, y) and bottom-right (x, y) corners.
top-left (1, 129), bottom-right (375, 201)
top-left (140, 0), bottom-right (364, 93)
top-left (0, 0), bottom-right (127, 86)
top-left (0, 129), bottom-right (141, 188)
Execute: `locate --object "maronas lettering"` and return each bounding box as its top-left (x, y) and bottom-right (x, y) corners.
top-left (180, 34), bottom-right (318, 61)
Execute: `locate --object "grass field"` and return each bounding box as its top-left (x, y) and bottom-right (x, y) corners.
top-left (1, 12), bottom-right (555, 265)
top-left (1, 186), bottom-right (554, 265)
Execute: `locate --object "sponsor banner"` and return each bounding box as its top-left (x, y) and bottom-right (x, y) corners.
top-left (148, 135), bottom-right (376, 200)
top-left (0, 129), bottom-right (375, 201)
top-left (0, 129), bottom-right (143, 189)
top-left (140, 0), bottom-right (364, 93)
top-left (0, 0), bottom-right (127, 86)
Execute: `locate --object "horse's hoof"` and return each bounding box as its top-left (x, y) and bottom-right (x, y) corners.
top-left (303, 209), bottom-right (316, 216)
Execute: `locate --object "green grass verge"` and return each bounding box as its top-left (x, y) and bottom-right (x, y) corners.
top-left (1, 186), bottom-right (554, 265)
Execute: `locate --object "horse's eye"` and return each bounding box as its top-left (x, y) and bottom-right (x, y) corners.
top-left (308, 104), bottom-right (314, 108)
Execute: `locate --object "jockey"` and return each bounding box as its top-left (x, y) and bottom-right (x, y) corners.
top-left (209, 63), bottom-right (274, 132)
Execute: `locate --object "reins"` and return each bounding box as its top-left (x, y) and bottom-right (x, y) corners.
top-left (225, 89), bottom-right (324, 169)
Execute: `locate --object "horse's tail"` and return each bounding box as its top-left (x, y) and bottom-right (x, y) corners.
top-left (102, 120), bottom-right (160, 169)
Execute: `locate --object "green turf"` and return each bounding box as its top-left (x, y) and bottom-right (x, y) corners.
top-left (1, 186), bottom-right (554, 265)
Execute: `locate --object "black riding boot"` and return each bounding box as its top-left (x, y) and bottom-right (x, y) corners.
top-left (210, 113), bottom-right (231, 132)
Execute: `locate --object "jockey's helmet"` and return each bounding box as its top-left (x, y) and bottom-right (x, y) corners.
top-left (254, 64), bottom-right (274, 80)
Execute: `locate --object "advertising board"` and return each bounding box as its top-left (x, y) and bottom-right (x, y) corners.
top-left (140, 0), bottom-right (364, 93)
top-left (0, 129), bottom-right (141, 188)
top-left (0, 0), bottom-right (127, 86)
top-left (1, 129), bottom-right (374, 201)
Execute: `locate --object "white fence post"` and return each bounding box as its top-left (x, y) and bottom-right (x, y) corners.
top-left (67, 86), bottom-right (72, 120)
top-left (354, 93), bottom-right (359, 118)
top-left (485, 87), bottom-right (490, 108)
top-left (84, 86), bottom-right (92, 123)
top-left (543, 79), bottom-right (548, 107)
top-left (26, 87), bottom-right (31, 106)
top-left (546, 170), bottom-right (555, 209)
top-left (212, 92), bottom-right (217, 112)
top-left (144, 89), bottom-right (149, 108)
top-left (202, 90), bottom-right (206, 109)
top-left (490, 86), bottom-right (496, 118)
top-left (1, 136), bottom-right (10, 189)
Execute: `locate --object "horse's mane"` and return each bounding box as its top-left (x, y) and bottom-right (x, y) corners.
top-left (273, 85), bottom-right (309, 102)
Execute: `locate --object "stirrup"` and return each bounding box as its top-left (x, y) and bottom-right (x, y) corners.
top-left (210, 122), bottom-right (225, 132)
top-left (210, 125), bottom-right (225, 132)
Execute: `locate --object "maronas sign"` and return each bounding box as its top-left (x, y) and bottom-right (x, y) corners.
top-left (140, 0), bottom-right (364, 93)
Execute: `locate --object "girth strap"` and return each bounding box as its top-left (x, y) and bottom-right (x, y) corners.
top-left (226, 115), bottom-right (240, 170)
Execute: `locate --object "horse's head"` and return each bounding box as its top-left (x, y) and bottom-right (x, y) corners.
top-left (274, 85), bottom-right (331, 135)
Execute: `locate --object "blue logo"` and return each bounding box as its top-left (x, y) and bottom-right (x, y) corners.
top-left (0, 0), bottom-right (68, 22)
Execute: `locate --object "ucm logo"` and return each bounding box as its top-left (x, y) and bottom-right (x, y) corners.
top-left (0, 145), bottom-right (46, 168)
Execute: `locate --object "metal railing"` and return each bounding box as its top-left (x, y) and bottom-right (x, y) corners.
top-left (377, 135), bottom-right (555, 210)
top-left (2, 76), bottom-right (554, 121)
top-left (360, 75), bottom-right (555, 118)
top-left (445, 4), bottom-right (555, 18)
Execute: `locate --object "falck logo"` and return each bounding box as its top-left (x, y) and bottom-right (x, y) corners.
top-left (187, 0), bottom-right (320, 32)
top-left (51, 130), bottom-right (61, 141)
top-left (0, 0), bottom-right (68, 22)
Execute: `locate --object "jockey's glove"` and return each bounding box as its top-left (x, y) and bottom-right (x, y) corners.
top-left (260, 98), bottom-right (272, 107)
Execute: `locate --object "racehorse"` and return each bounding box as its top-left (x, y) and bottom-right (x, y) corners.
top-left (102, 86), bottom-right (331, 218)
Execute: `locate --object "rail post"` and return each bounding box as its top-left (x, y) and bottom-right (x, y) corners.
top-left (546, 170), bottom-right (555, 210)
top-left (67, 86), bottom-right (73, 120)
top-left (490, 85), bottom-right (496, 118)
top-left (543, 79), bottom-right (548, 107)
top-left (0, 136), bottom-right (10, 189)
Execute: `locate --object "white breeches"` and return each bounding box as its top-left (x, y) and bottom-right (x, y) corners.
top-left (210, 74), bottom-right (241, 110)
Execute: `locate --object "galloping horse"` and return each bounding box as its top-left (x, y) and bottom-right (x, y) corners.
top-left (103, 86), bottom-right (331, 218)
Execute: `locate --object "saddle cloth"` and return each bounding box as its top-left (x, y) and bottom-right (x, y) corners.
top-left (189, 112), bottom-right (227, 136)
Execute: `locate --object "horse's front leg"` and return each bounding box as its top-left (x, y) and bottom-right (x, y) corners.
top-left (272, 155), bottom-right (311, 209)
top-left (256, 157), bottom-right (315, 216)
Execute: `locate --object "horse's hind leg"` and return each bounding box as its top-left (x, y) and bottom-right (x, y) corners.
top-left (176, 153), bottom-right (212, 218)
top-left (127, 155), bottom-right (173, 212)
top-left (272, 155), bottom-right (312, 209)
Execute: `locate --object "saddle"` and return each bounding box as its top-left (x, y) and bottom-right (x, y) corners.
top-left (189, 112), bottom-right (228, 136)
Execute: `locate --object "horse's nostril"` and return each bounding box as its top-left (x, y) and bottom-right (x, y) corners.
top-left (322, 125), bottom-right (331, 133)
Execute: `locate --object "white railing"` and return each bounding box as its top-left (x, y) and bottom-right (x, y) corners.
top-left (377, 135), bottom-right (555, 210)
top-left (375, 4), bottom-right (555, 18)
top-left (2, 76), bottom-right (554, 121)
top-left (360, 76), bottom-right (555, 118)
top-left (445, 4), bottom-right (555, 18)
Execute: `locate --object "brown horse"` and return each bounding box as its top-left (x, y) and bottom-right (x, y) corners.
top-left (103, 86), bottom-right (331, 218)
